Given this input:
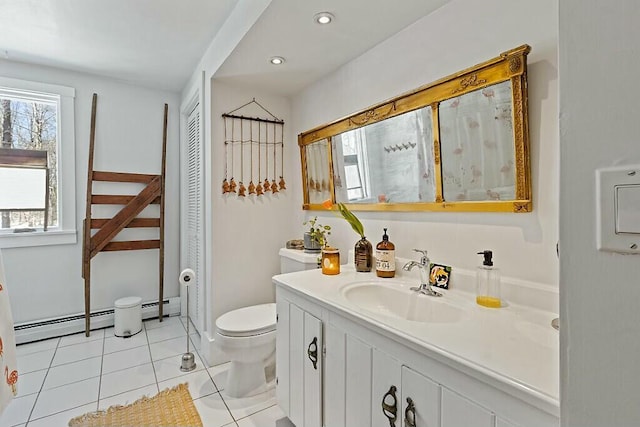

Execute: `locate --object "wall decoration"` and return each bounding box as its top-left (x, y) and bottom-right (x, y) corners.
top-left (429, 263), bottom-right (452, 289)
top-left (222, 99), bottom-right (285, 198)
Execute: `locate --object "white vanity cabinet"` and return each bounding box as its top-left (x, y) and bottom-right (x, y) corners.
top-left (276, 294), bottom-right (323, 427)
top-left (275, 278), bottom-right (559, 427)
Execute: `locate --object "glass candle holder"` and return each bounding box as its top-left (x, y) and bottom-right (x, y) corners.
top-left (321, 247), bottom-right (340, 275)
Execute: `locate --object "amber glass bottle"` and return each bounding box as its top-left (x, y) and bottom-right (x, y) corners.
top-left (354, 237), bottom-right (373, 272)
top-left (375, 228), bottom-right (396, 278)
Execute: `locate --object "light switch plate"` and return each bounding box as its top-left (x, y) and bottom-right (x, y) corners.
top-left (597, 166), bottom-right (640, 254)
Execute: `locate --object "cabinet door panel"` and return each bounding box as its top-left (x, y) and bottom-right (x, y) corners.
top-left (496, 418), bottom-right (519, 427)
top-left (288, 304), bottom-right (304, 427)
top-left (325, 323), bottom-right (346, 427)
top-left (276, 297), bottom-right (290, 416)
top-left (401, 366), bottom-right (440, 427)
top-left (345, 334), bottom-right (373, 427)
top-left (442, 387), bottom-right (494, 427)
top-left (372, 349), bottom-right (401, 427)
top-left (304, 312), bottom-right (323, 427)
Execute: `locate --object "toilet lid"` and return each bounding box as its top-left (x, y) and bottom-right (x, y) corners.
top-left (216, 303), bottom-right (276, 337)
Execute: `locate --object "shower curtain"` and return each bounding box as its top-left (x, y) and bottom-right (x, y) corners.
top-left (0, 249), bottom-right (18, 414)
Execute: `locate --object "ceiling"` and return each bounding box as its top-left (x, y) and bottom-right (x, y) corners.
top-left (214, 0), bottom-right (451, 96)
top-left (0, 0), bottom-right (238, 91)
top-left (0, 0), bottom-right (451, 95)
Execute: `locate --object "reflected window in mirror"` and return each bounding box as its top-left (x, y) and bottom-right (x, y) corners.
top-left (333, 106), bottom-right (435, 205)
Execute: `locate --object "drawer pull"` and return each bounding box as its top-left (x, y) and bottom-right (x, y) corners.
top-left (381, 385), bottom-right (398, 426)
top-left (404, 397), bottom-right (416, 427)
top-left (307, 337), bottom-right (318, 369)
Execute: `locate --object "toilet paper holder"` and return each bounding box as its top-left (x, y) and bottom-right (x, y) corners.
top-left (179, 268), bottom-right (197, 372)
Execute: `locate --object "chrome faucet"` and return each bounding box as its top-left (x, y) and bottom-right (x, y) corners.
top-left (402, 249), bottom-right (442, 297)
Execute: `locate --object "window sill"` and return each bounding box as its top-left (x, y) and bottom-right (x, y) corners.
top-left (0, 229), bottom-right (77, 249)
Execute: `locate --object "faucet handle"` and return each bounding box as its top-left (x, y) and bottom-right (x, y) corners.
top-left (412, 249), bottom-right (429, 264)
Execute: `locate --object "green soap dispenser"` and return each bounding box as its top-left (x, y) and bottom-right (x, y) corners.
top-left (476, 250), bottom-right (501, 308)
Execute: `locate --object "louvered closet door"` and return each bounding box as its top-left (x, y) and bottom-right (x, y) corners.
top-left (185, 102), bottom-right (204, 333)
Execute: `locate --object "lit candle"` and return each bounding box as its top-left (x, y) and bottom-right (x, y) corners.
top-left (321, 247), bottom-right (340, 275)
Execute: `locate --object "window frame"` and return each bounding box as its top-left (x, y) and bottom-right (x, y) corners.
top-left (0, 76), bottom-right (76, 248)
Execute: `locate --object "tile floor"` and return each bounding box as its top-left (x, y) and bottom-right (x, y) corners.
top-left (0, 316), bottom-right (293, 427)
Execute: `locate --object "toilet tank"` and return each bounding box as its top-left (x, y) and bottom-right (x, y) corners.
top-left (279, 248), bottom-right (319, 273)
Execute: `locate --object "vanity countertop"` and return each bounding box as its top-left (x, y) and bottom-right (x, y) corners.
top-left (273, 266), bottom-right (559, 416)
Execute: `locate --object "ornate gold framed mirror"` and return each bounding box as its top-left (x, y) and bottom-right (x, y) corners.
top-left (299, 45), bottom-right (531, 212)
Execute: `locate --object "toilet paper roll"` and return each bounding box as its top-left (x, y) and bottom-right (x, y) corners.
top-left (179, 268), bottom-right (195, 286)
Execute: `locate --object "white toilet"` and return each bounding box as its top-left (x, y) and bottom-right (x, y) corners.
top-left (214, 248), bottom-right (318, 398)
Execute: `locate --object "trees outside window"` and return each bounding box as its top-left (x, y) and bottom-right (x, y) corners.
top-left (0, 92), bottom-right (58, 231)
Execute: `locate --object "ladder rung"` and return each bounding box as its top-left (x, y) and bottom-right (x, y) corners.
top-left (91, 218), bottom-right (160, 229)
top-left (93, 171), bottom-right (159, 183)
top-left (101, 240), bottom-right (161, 252)
top-left (91, 195), bottom-right (161, 205)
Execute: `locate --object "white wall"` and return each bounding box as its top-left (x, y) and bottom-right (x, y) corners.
top-left (560, 1), bottom-right (640, 425)
top-left (290, 0), bottom-right (559, 289)
top-left (179, 0), bottom-right (273, 363)
top-left (207, 81), bottom-right (293, 349)
top-left (0, 59), bottom-right (180, 324)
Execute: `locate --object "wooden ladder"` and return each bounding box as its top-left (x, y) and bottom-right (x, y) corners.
top-left (81, 93), bottom-right (168, 336)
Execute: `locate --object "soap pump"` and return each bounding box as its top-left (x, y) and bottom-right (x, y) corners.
top-left (476, 250), bottom-right (501, 308)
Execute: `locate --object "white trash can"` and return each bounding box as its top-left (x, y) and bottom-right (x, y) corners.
top-left (114, 296), bottom-right (142, 337)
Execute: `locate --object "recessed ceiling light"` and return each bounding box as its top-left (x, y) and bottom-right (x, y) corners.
top-left (314, 12), bottom-right (334, 25)
top-left (270, 56), bottom-right (285, 65)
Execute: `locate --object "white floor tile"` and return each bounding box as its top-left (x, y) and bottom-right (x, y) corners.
top-left (27, 403), bottom-right (97, 427)
top-left (189, 332), bottom-right (202, 352)
top-left (51, 339), bottom-right (103, 366)
top-left (15, 339), bottom-right (58, 357)
top-left (192, 393), bottom-right (235, 427)
top-left (223, 388), bottom-right (277, 421)
top-left (153, 352), bottom-right (205, 382)
top-left (157, 369), bottom-right (217, 400)
top-left (146, 322), bottom-right (187, 343)
top-left (236, 404), bottom-right (293, 427)
top-left (59, 329), bottom-right (105, 347)
top-left (101, 345), bottom-right (151, 375)
top-left (31, 377), bottom-right (99, 419)
top-left (207, 362), bottom-right (231, 392)
top-left (144, 315), bottom-right (182, 331)
top-left (97, 384), bottom-right (158, 410)
top-left (0, 394), bottom-right (36, 427)
top-left (149, 335), bottom-right (192, 361)
top-left (103, 332), bottom-right (147, 354)
top-left (16, 349), bottom-right (54, 374)
top-left (43, 357), bottom-right (102, 390)
top-left (15, 369), bottom-right (46, 397)
top-left (99, 363), bottom-right (156, 399)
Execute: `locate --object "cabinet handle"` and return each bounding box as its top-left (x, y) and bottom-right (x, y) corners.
top-left (381, 385), bottom-right (398, 427)
top-left (307, 337), bottom-right (318, 369)
top-left (404, 397), bottom-right (416, 427)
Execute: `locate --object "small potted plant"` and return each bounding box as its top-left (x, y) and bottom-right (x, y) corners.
top-left (303, 216), bottom-right (331, 253)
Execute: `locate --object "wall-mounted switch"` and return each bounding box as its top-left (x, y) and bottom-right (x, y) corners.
top-left (616, 185), bottom-right (640, 234)
top-left (597, 166), bottom-right (640, 254)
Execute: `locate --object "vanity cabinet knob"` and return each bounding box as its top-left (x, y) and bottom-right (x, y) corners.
top-left (307, 337), bottom-right (318, 369)
top-left (381, 385), bottom-right (398, 426)
top-left (404, 397), bottom-right (416, 427)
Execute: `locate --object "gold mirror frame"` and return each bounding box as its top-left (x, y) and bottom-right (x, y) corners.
top-left (299, 45), bottom-right (531, 212)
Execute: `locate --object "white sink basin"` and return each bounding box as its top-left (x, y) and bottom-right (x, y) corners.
top-left (341, 281), bottom-right (465, 324)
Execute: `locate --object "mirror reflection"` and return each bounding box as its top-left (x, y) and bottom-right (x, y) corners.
top-left (332, 106), bottom-right (435, 204)
top-left (299, 45), bottom-right (531, 212)
top-left (304, 138), bottom-right (331, 205)
top-left (439, 81), bottom-right (515, 202)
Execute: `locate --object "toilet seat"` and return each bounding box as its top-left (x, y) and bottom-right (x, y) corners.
top-left (216, 303), bottom-right (276, 337)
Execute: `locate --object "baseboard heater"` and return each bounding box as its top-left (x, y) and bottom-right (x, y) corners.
top-left (14, 297), bottom-right (181, 344)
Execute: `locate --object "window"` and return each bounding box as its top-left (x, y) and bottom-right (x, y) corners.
top-left (0, 77), bottom-right (76, 248)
